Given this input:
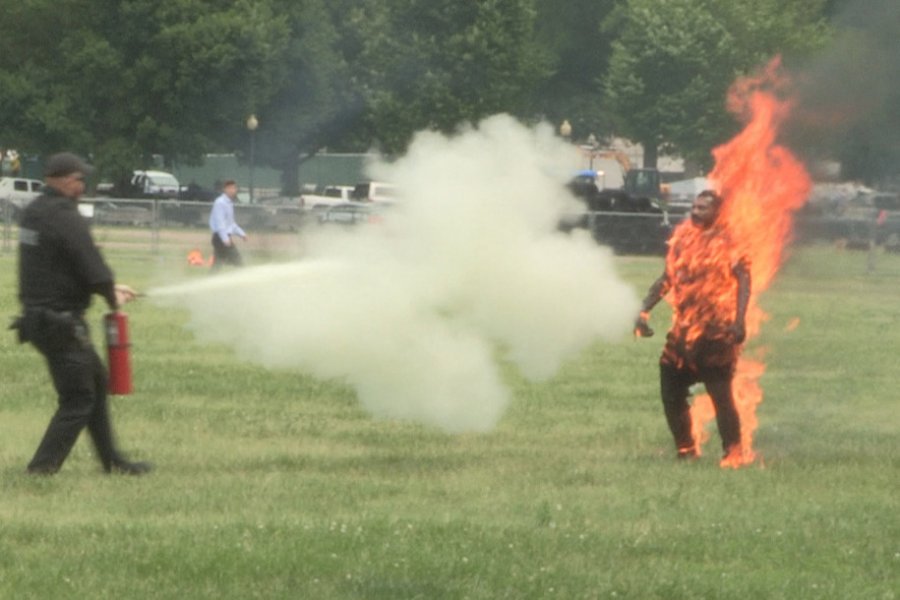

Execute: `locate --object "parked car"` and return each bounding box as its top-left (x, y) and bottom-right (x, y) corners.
top-left (560, 170), bottom-right (673, 255)
top-left (131, 170), bottom-right (180, 197)
top-left (179, 182), bottom-right (218, 202)
top-left (352, 181), bottom-right (397, 204)
top-left (300, 185), bottom-right (355, 209)
top-left (794, 190), bottom-right (900, 250)
top-left (97, 170), bottom-right (181, 199)
top-left (317, 202), bottom-right (388, 226)
top-left (0, 176), bottom-right (43, 217)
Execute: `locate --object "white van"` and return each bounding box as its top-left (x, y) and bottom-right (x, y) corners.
top-left (131, 170), bottom-right (180, 197)
top-left (0, 177), bottom-right (43, 216)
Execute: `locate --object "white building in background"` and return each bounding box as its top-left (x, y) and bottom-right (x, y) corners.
top-left (575, 136), bottom-right (687, 190)
top-left (604, 137), bottom-right (685, 173)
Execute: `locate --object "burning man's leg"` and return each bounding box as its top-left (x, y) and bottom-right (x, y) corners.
top-left (659, 362), bottom-right (695, 456)
top-left (704, 372), bottom-right (741, 455)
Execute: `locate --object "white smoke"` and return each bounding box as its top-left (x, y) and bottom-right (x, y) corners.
top-left (150, 115), bottom-right (639, 432)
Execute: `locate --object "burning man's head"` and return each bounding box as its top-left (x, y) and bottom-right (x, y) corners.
top-left (690, 189), bottom-right (723, 228)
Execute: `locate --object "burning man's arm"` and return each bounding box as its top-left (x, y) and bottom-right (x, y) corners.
top-left (634, 273), bottom-right (669, 338)
top-left (730, 260), bottom-right (751, 343)
top-left (641, 273), bottom-right (669, 313)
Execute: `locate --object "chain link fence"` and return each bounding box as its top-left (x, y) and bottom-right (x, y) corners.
top-left (1, 197), bottom-right (891, 259)
top-left (586, 211), bottom-right (681, 255)
top-left (1, 197), bottom-right (309, 261)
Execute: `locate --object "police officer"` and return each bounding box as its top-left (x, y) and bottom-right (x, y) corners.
top-left (14, 152), bottom-right (152, 475)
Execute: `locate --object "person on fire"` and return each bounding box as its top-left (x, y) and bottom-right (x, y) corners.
top-left (12, 152), bottom-right (152, 476)
top-left (633, 189), bottom-right (750, 461)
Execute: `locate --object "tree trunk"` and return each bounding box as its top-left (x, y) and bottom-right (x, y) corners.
top-left (642, 141), bottom-right (659, 168)
top-left (280, 152), bottom-right (301, 197)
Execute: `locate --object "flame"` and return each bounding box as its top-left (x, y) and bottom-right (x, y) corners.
top-left (187, 248), bottom-right (213, 267)
top-left (690, 358), bottom-right (765, 468)
top-left (676, 57), bottom-right (812, 467)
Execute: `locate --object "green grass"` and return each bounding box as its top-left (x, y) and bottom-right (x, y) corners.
top-left (0, 241), bottom-right (897, 599)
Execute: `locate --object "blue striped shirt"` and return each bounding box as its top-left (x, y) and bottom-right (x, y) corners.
top-left (209, 193), bottom-right (246, 243)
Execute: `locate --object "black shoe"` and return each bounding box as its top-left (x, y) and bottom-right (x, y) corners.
top-left (676, 447), bottom-right (698, 461)
top-left (26, 464), bottom-right (60, 475)
top-left (107, 459), bottom-right (153, 476)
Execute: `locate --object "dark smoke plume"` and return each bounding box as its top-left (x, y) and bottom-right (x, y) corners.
top-left (786, 0), bottom-right (900, 186)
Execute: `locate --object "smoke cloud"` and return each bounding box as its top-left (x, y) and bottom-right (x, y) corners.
top-left (150, 115), bottom-right (639, 432)
top-left (786, 0), bottom-right (900, 183)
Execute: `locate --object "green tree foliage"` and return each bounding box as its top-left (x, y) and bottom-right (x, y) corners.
top-left (604, 0), bottom-right (831, 169)
top-left (531, 0), bottom-right (619, 141)
top-left (0, 0), bottom-right (289, 180)
top-left (0, 0), bottom-right (859, 187)
top-left (350, 0), bottom-right (549, 154)
top-left (245, 0), bottom-right (361, 194)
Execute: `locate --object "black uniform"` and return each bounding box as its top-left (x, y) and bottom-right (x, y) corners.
top-left (15, 186), bottom-right (136, 474)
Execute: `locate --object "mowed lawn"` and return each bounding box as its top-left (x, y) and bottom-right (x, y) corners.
top-left (0, 238), bottom-right (897, 599)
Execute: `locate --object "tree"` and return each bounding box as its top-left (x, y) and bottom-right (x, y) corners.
top-left (1, 0), bottom-right (847, 189)
top-left (0, 0), bottom-right (290, 181)
top-left (604, 0), bottom-right (831, 170)
top-left (245, 0), bottom-right (365, 195)
top-left (349, 0), bottom-right (549, 154)
top-left (0, 0), bottom-right (112, 157)
top-left (531, 0), bottom-right (619, 141)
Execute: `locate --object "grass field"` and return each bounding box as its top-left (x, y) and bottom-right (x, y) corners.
top-left (0, 239), bottom-right (897, 599)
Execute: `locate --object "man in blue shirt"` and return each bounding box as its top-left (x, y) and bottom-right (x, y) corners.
top-left (208, 180), bottom-right (247, 270)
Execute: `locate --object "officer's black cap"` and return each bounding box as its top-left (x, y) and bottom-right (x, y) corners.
top-left (44, 152), bottom-right (94, 178)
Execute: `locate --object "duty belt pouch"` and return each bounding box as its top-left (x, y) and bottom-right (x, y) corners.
top-left (8, 315), bottom-right (29, 344)
top-left (18, 309), bottom-right (88, 351)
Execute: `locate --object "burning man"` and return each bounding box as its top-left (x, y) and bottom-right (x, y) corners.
top-left (634, 190), bottom-right (750, 460)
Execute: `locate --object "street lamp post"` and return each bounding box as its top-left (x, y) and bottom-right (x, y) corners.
top-left (586, 133), bottom-right (598, 169)
top-left (246, 114), bottom-right (259, 203)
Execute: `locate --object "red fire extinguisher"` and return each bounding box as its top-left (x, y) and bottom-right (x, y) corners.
top-left (104, 312), bottom-right (133, 395)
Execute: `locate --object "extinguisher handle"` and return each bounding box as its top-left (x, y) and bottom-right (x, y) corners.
top-left (115, 284), bottom-right (139, 306)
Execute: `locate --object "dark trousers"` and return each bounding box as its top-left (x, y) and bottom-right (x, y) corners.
top-left (659, 361), bottom-right (741, 455)
top-left (27, 318), bottom-right (121, 473)
top-left (211, 234), bottom-right (243, 271)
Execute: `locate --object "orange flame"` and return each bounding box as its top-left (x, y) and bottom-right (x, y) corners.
top-left (187, 248), bottom-right (213, 267)
top-left (686, 57), bottom-right (812, 467)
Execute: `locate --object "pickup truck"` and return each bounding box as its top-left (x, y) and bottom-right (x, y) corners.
top-left (300, 185), bottom-right (355, 210)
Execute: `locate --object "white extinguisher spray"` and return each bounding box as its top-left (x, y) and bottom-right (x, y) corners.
top-left (104, 312), bottom-right (133, 395)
